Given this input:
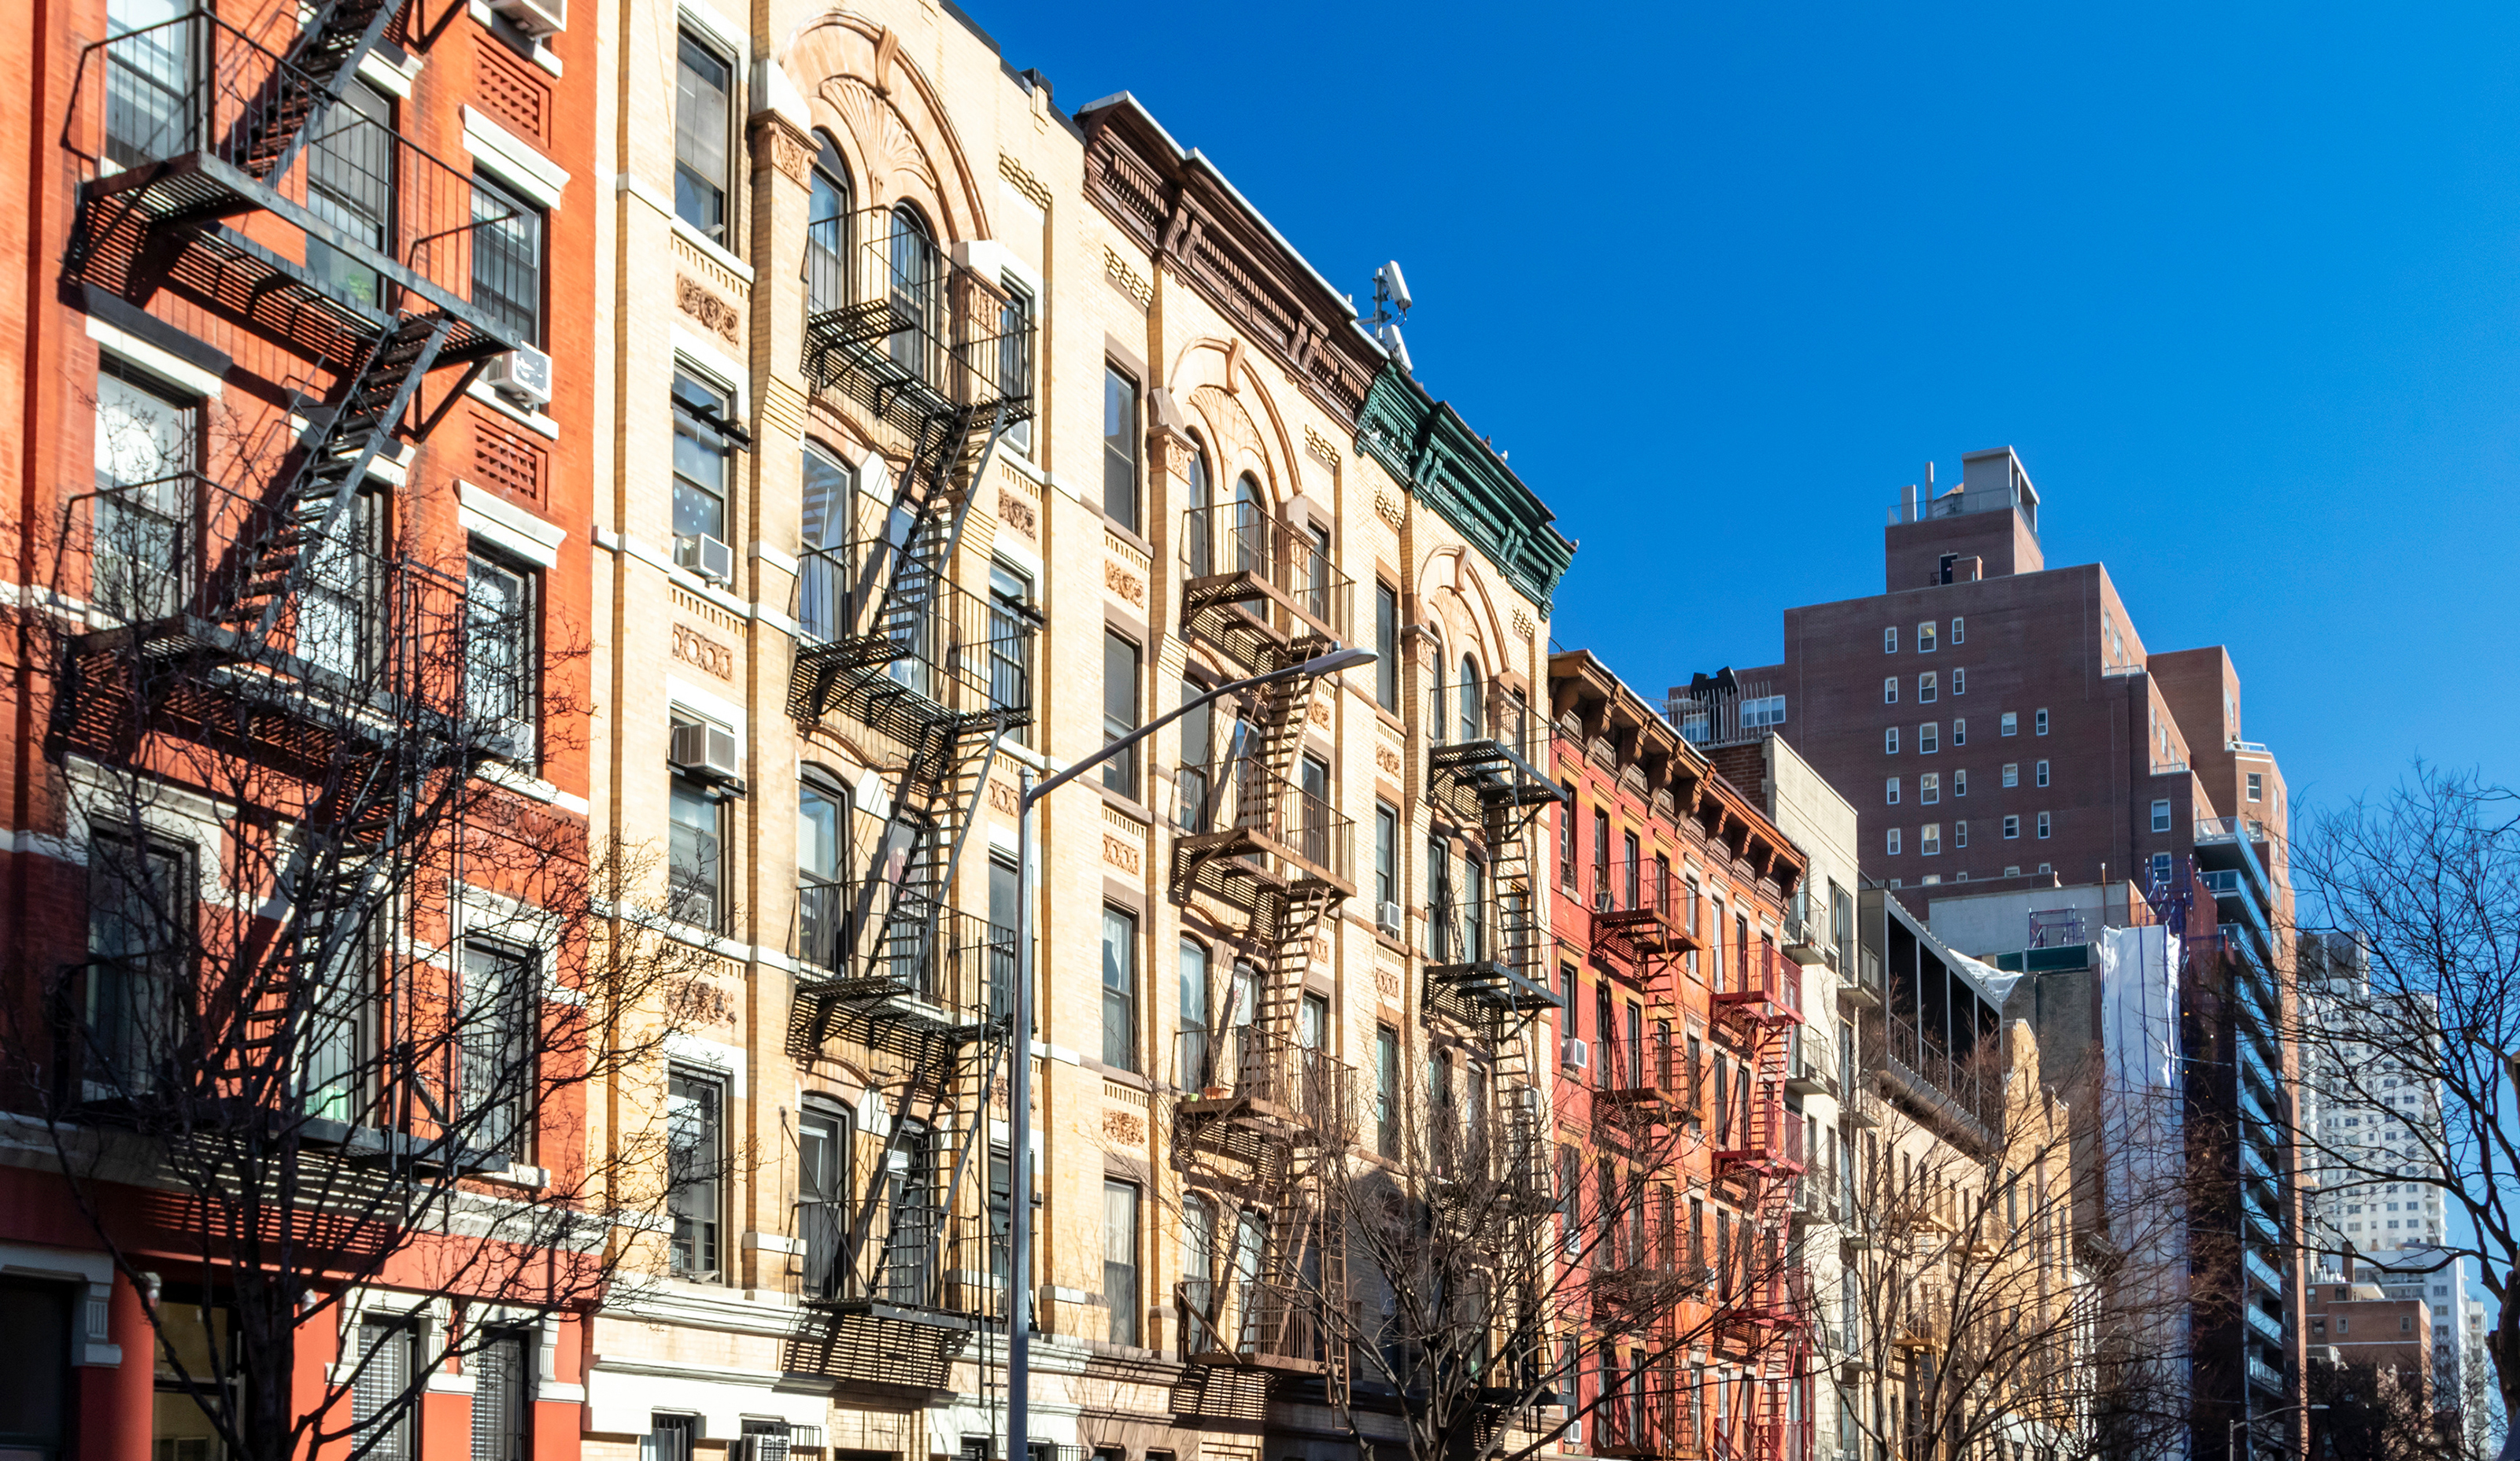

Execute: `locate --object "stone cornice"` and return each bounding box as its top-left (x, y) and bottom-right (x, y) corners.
top-left (1358, 368), bottom-right (1577, 610)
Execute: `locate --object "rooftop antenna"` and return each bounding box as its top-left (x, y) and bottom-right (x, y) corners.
top-left (1371, 260), bottom-right (1413, 374)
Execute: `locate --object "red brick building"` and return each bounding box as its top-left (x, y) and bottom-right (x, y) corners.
top-left (0, 0), bottom-right (597, 1456)
top-left (1547, 651), bottom-right (1811, 1461)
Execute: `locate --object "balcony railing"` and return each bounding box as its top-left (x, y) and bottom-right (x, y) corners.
top-left (1425, 680), bottom-right (1554, 777)
top-left (64, 14), bottom-right (523, 360)
top-left (1173, 757), bottom-right (1354, 892)
top-left (802, 205), bottom-right (1034, 444)
top-left (1172, 1027), bottom-right (1351, 1135)
top-left (790, 531), bottom-right (1034, 734)
top-left (1177, 503), bottom-right (1352, 658)
top-left (1176, 1272), bottom-right (1320, 1373)
top-left (1712, 943), bottom-right (1801, 1026)
top-left (793, 895), bottom-right (1013, 1032)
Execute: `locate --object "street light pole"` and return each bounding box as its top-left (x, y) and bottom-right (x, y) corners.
top-left (1005, 645), bottom-right (1372, 1461)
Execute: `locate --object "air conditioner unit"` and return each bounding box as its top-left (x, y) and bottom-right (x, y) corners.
top-left (1563, 1420), bottom-right (1581, 1446)
top-left (1561, 1037), bottom-right (1590, 1072)
top-left (674, 533), bottom-right (734, 585)
top-left (481, 343), bottom-right (553, 406)
top-left (669, 717), bottom-right (740, 784)
top-left (1377, 901), bottom-right (1405, 937)
top-left (486, 0), bottom-right (566, 35)
top-left (737, 1437), bottom-right (789, 1461)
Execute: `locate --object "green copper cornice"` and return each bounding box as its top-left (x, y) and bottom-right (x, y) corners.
top-left (1356, 366), bottom-right (1576, 610)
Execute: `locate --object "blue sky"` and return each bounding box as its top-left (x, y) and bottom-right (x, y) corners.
top-left (982, 0), bottom-right (2520, 816)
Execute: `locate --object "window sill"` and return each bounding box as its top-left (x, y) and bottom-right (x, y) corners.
top-left (669, 212), bottom-right (756, 285)
top-left (1373, 702), bottom-right (1409, 737)
top-left (467, 377), bottom-right (563, 439)
top-left (1097, 782), bottom-right (1157, 826)
top-left (1098, 509), bottom-right (1156, 562)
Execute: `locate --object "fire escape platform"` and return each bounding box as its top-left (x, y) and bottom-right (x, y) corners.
top-left (1422, 956), bottom-right (1560, 1016)
top-left (1173, 827), bottom-right (1357, 902)
top-left (1180, 570), bottom-right (1340, 654)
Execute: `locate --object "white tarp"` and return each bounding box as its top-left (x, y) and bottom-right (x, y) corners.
top-left (2098, 923), bottom-right (2192, 1457)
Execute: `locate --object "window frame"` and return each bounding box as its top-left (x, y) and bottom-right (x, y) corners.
top-left (2036, 759), bottom-right (2051, 788)
top-left (1101, 631), bottom-right (1142, 798)
top-left (2035, 708), bottom-right (2049, 736)
top-left (2001, 711), bottom-right (2018, 737)
top-left (469, 170), bottom-right (545, 348)
top-left (1102, 363), bottom-right (1140, 533)
top-left (1886, 828), bottom-right (1901, 856)
top-left (2036, 811), bottom-right (2052, 839)
top-left (1918, 671), bottom-right (1937, 703)
top-left (2151, 799), bottom-right (2172, 833)
top-left (1374, 580), bottom-right (1400, 710)
top-left (465, 542), bottom-right (539, 765)
top-left (2004, 815), bottom-right (2020, 839)
top-left (1101, 906), bottom-right (1140, 1072)
top-left (670, 369), bottom-right (735, 550)
top-left (1883, 677), bottom-right (1898, 705)
top-left (666, 1066), bottom-right (727, 1281)
top-left (672, 28), bottom-right (736, 246)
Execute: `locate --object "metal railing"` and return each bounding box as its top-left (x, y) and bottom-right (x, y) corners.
top-left (1172, 1027), bottom-right (1351, 1133)
top-left (1424, 679), bottom-right (1550, 766)
top-left (1177, 503), bottom-right (1352, 643)
top-left (1176, 1271), bottom-right (1316, 1368)
top-left (1172, 757), bottom-right (1354, 887)
top-left (792, 532), bottom-right (1034, 725)
top-left (1713, 943), bottom-right (1801, 1021)
top-left (802, 205), bottom-right (1033, 439)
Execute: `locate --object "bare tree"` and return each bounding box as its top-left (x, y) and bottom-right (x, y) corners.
top-left (7, 398), bottom-right (700, 1461)
top-left (2285, 766), bottom-right (2520, 1461)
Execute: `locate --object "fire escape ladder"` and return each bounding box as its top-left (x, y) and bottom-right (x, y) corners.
top-left (233, 0), bottom-right (405, 183)
top-left (219, 312), bottom-right (452, 649)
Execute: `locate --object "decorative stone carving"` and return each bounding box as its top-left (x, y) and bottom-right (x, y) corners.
top-left (1104, 561), bottom-right (1146, 607)
top-left (1375, 489), bottom-right (1403, 526)
top-left (827, 74), bottom-right (935, 198)
top-left (1377, 746), bottom-right (1402, 777)
top-left (988, 779), bottom-right (1018, 814)
top-left (1103, 246), bottom-right (1154, 308)
top-left (1103, 834), bottom-right (1141, 873)
top-left (676, 275), bottom-right (741, 345)
top-left (1190, 384), bottom-right (1264, 472)
top-left (1303, 424), bottom-right (1342, 468)
top-left (1514, 608), bottom-right (1537, 639)
top-left (999, 489), bottom-right (1037, 539)
top-left (672, 622), bottom-right (734, 679)
top-left (753, 115), bottom-right (815, 186)
top-left (665, 973), bottom-right (737, 1030)
top-left (1000, 153), bottom-right (1052, 210)
top-left (1103, 1109), bottom-right (1146, 1145)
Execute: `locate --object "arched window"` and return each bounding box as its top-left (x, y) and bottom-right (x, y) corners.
top-left (886, 204), bottom-right (937, 379)
top-left (1230, 471), bottom-right (1263, 574)
top-left (1184, 441), bottom-right (1214, 576)
top-left (1458, 655), bottom-right (1483, 742)
top-left (804, 134), bottom-right (851, 319)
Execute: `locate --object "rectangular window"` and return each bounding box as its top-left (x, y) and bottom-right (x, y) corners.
top-left (1592, 809), bottom-right (1611, 907)
top-left (1919, 673), bottom-right (1938, 703)
top-left (667, 768), bottom-right (724, 932)
top-left (307, 83), bottom-right (394, 308)
top-left (470, 1330), bottom-right (532, 1461)
top-left (1101, 907), bottom-right (1138, 1072)
top-left (1376, 1025), bottom-right (1399, 1157)
top-left (2004, 816), bottom-right (2020, 839)
top-left (1883, 627), bottom-right (1897, 654)
top-left (2151, 799), bottom-right (2172, 833)
top-left (460, 940), bottom-right (536, 1159)
top-left (1883, 677), bottom-right (1898, 705)
top-left (1920, 722), bottom-right (1938, 754)
top-left (1917, 622), bottom-right (1937, 653)
top-left (1558, 791), bottom-right (1579, 887)
top-left (1000, 280), bottom-right (1035, 455)
top-left (1374, 803), bottom-right (1399, 910)
top-left (2035, 708), bottom-right (2049, 735)
top-left (1951, 717), bottom-right (1965, 746)
top-left (1952, 666), bottom-right (1965, 695)
top-left (1920, 773), bottom-right (1939, 805)
top-left (2149, 852), bottom-right (2172, 888)
top-left (1884, 726), bottom-right (1899, 754)
top-left (798, 1101), bottom-right (851, 1299)
top-left (988, 564), bottom-right (1036, 741)
top-left (2001, 711), bottom-right (2018, 736)
top-left (1740, 693), bottom-right (1787, 729)
top-left (1886, 828), bottom-right (1901, 855)
top-left (471, 172), bottom-right (544, 346)
top-left (86, 828), bottom-right (189, 1094)
top-left (1922, 824), bottom-right (1941, 856)
top-left (2036, 812), bottom-right (2052, 839)
top-left (1954, 769), bottom-right (1968, 797)
top-left (1102, 632), bottom-right (1140, 795)
top-left (1622, 832), bottom-right (1641, 909)
top-left (671, 371), bottom-right (732, 548)
top-left (1885, 777), bottom-right (1900, 806)
top-left (1375, 581), bottom-right (1400, 710)
top-left (1103, 1179), bottom-right (1140, 1346)
top-left (2002, 762), bottom-right (2019, 788)
top-left (91, 363), bottom-right (198, 623)
top-left (2248, 772), bottom-right (2263, 802)
top-left (2036, 759), bottom-right (2050, 788)
top-left (673, 31), bottom-right (733, 244)
top-left (467, 548), bottom-right (537, 762)
top-left (1951, 616), bottom-right (1964, 644)
top-left (649, 1416), bottom-right (697, 1461)
top-left (667, 1068), bottom-right (725, 1278)
top-left (1428, 837), bottom-right (1452, 959)
top-left (352, 1317), bottom-right (419, 1461)
top-left (1177, 938), bottom-right (1209, 1087)
top-left (1954, 819), bottom-right (1968, 849)
top-left (1103, 365), bottom-right (1140, 532)
top-left (1299, 754), bottom-right (1331, 868)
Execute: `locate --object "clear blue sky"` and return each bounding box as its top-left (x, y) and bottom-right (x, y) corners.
top-left (981, 0), bottom-right (2520, 815)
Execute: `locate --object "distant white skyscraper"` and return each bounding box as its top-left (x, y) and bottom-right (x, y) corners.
top-left (2299, 932), bottom-right (2448, 1252)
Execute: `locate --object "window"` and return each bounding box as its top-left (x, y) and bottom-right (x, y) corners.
top-left (352, 1316), bottom-right (419, 1461)
top-left (1883, 627), bottom-right (1897, 653)
top-left (469, 174), bottom-right (544, 349)
top-left (1920, 722), bottom-right (1938, 754)
top-left (86, 828), bottom-right (189, 1094)
top-left (1176, 938), bottom-right (1209, 1087)
top-left (1558, 791), bottom-right (1579, 887)
top-left (1885, 777), bottom-right (1901, 806)
top-left (1101, 908), bottom-right (1138, 1072)
top-left (1920, 773), bottom-right (1940, 805)
top-left (1886, 828), bottom-right (1901, 855)
top-left (1917, 622), bottom-right (1937, 653)
top-left (1376, 1026), bottom-right (1399, 1157)
top-left (1922, 824), bottom-right (1941, 856)
top-left (674, 31), bottom-right (733, 243)
top-left (2002, 762), bottom-right (2019, 788)
top-left (804, 134), bottom-right (850, 317)
top-left (470, 1329), bottom-right (532, 1461)
top-left (1951, 717), bottom-right (1965, 747)
top-left (797, 1101), bottom-right (851, 1301)
top-left (1102, 633), bottom-right (1141, 796)
top-left (466, 548), bottom-right (536, 761)
top-left (2005, 864), bottom-right (2020, 876)
top-left (2036, 759), bottom-right (2050, 788)
top-left (1374, 804), bottom-right (1399, 911)
top-left (2035, 708), bottom-right (2049, 736)
top-left (2004, 816), bottom-right (2020, 839)
top-left (796, 445), bottom-right (852, 638)
top-left (667, 764), bottom-right (724, 932)
top-left (1954, 769), bottom-right (1968, 797)
top-left (2001, 711), bottom-right (2018, 736)
top-left (1883, 677), bottom-right (1898, 705)
top-left (1622, 832), bottom-right (1641, 909)
top-left (1375, 581), bottom-right (1400, 710)
top-left (460, 940), bottom-right (536, 1159)
top-left (999, 280), bottom-right (1035, 454)
top-left (671, 371), bottom-right (733, 548)
top-left (1428, 837), bottom-right (1453, 959)
top-left (1739, 693), bottom-right (1787, 729)
top-left (1103, 365), bottom-right (1140, 532)
top-left (1592, 809), bottom-right (1611, 906)
top-left (1456, 655), bottom-right (1484, 741)
top-left (1884, 726), bottom-right (1899, 754)
top-left (1951, 666), bottom-right (1965, 695)
top-left (2149, 852), bottom-right (2172, 888)
top-left (1299, 754), bottom-right (1331, 868)
top-left (91, 363), bottom-right (197, 623)
top-left (2036, 812), bottom-right (2052, 839)
top-left (1103, 1179), bottom-right (1140, 1346)
top-left (1919, 672), bottom-right (1937, 703)
top-left (2248, 772), bottom-right (2263, 802)
top-left (1954, 819), bottom-right (1968, 849)
top-left (988, 564), bottom-right (1034, 737)
top-left (2151, 799), bottom-right (2172, 833)
top-left (307, 83), bottom-right (393, 308)
top-left (667, 1068), bottom-right (725, 1278)
top-left (1951, 616), bottom-right (1964, 644)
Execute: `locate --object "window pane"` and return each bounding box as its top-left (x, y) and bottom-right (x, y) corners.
top-left (667, 1070), bottom-right (724, 1277)
top-left (470, 174), bottom-right (542, 345)
top-left (668, 778), bottom-right (722, 930)
top-left (1102, 908), bottom-right (1137, 1072)
top-left (1103, 367), bottom-right (1138, 530)
top-left (466, 552), bottom-right (533, 755)
top-left (1102, 633), bottom-right (1140, 795)
top-left (674, 34), bottom-right (731, 241)
top-left (460, 941), bottom-right (535, 1158)
top-left (671, 374), bottom-right (729, 543)
top-left (1103, 1180), bottom-right (1140, 1346)
top-left (1375, 582), bottom-right (1399, 710)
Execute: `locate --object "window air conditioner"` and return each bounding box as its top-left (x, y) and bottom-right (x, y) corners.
top-left (738, 1437), bottom-right (790, 1461)
top-left (1377, 901), bottom-right (1405, 937)
top-left (486, 0), bottom-right (566, 35)
top-left (1563, 1421), bottom-right (1581, 1447)
top-left (669, 717), bottom-right (741, 784)
top-left (482, 343), bottom-right (553, 407)
top-left (674, 533), bottom-right (734, 585)
top-left (1561, 1038), bottom-right (1590, 1072)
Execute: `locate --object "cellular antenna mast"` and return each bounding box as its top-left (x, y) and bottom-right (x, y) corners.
top-left (1370, 260), bottom-right (1413, 374)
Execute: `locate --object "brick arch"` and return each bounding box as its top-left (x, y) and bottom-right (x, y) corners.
top-left (1172, 335), bottom-right (1302, 511)
top-left (1416, 544), bottom-right (1514, 685)
top-left (780, 13), bottom-right (989, 243)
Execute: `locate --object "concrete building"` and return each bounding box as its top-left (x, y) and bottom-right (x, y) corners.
top-left (2352, 1247), bottom-right (2492, 1445)
top-left (2295, 932), bottom-right (2449, 1253)
top-left (2304, 1272), bottom-right (2433, 1400)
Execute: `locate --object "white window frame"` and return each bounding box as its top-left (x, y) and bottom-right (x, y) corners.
top-left (1886, 828), bottom-right (1901, 856)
